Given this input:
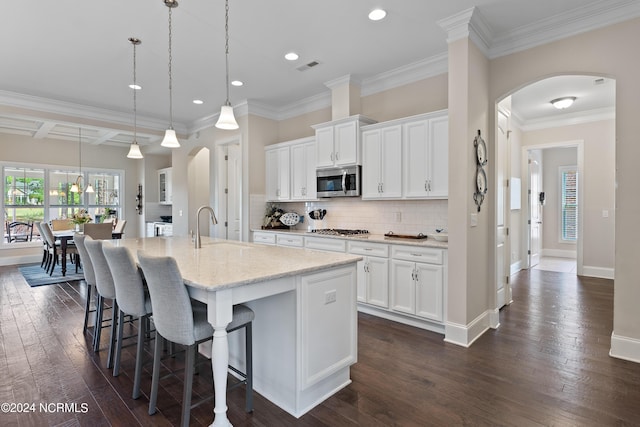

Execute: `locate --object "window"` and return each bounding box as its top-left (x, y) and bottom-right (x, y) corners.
top-left (560, 166), bottom-right (578, 242)
top-left (2, 163), bottom-right (122, 245)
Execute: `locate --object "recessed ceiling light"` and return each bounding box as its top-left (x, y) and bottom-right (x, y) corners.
top-left (550, 96), bottom-right (576, 109)
top-left (285, 52), bottom-right (299, 61)
top-left (368, 9), bottom-right (387, 21)
top-left (231, 80), bottom-right (243, 87)
top-left (193, 99), bottom-right (204, 105)
top-left (129, 84), bottom-right (142, 90)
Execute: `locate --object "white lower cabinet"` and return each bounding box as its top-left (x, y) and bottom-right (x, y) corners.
top-left (348, 241), bottom-right (389, 308)
top-left (252, 231), bottom-right (276, 245)
top-left (390, 246), bottom-right (443, 322)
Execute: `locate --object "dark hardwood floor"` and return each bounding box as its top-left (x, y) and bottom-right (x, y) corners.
top-left (1, 265), bottom-right (639, 426)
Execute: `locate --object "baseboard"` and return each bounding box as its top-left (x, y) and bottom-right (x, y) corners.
top-left (541, 249), bottom-right (576, 258)
top-left (444, 310), bottom-right (491, 347)
top-left (510, 260), bottom-right (522, 275)
top-left (610, 332), bottom-right (640, 363)
top-left (582, 266), bottom-right (614, 280)
top-left (357, 304), bottom-right (445, 335)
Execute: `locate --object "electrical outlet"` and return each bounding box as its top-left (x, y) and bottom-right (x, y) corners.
top-left (325, 290), bottom-right (337, 304)
top-left (394, 212), bottom-right (402, 223)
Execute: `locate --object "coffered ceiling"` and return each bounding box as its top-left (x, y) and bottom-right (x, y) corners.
top-left (0, 0), bottom-right (636, 152)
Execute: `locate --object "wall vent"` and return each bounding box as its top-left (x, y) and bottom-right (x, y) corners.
top-left (296, 60), bottom-right (320, 72)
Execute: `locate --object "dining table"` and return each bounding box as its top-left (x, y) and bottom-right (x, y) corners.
top-left (113, 235), bottom-right (361, 427)
top-left (53, 229), bottom-right (122, 276)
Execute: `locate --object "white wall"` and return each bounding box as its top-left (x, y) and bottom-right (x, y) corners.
top-left (521, 119), bottom-right (615, 271)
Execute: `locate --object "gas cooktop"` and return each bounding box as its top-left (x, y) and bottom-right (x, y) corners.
top-left (309, 228), bottom-right (369, 237)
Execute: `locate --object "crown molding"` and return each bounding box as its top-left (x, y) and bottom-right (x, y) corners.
top-left (360, 53), bottom-right (448, 97)
top-left (437, 7), bottom-right (492, 57)
top-left (324, 74), bottom-right (363, 90)
top-left (488, 0), bottom-right (640, 59)
top-left (0, 89), bottom-right (182, 134)
top-left (517, 107), bottom-right (615, 132)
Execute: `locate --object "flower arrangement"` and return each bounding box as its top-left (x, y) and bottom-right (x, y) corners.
top-left (262, 202), bottom-right (286, 228)
top-left (71, 209), bottom-right (92, 225)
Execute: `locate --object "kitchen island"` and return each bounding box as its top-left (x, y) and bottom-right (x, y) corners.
top-left (113, 236), bottom-right (361, 427)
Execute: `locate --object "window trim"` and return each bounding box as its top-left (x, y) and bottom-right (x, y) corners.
top-left (559, 165), bottom-right (578, 243)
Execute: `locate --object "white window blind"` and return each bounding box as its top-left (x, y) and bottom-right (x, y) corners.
top-left (560, 166), bottom-right (578, 242)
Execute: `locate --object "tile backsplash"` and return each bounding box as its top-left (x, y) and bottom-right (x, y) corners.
top-left (250, 194), bottom-right (447, 235)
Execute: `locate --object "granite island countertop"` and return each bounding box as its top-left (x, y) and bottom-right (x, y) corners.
top-left (252, 228), bottom-right (449, 249)
top-left (113, 236), bottom-right (362, 291)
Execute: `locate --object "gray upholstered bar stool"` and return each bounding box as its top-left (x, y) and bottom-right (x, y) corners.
top-left (74, 234), bottom-right (97, 336)
top-left (137, 252), bottom-right (254, 427)
top-left (85, 239), bottom-right (118, 366)
top-left (102, 245), bottom-right (152, 398)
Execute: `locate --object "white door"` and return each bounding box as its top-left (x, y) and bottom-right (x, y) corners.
top-left (528, 152), bottom-right (542, 267)
top-left (496, 110), bottom-right (510, 309)
top-left (226, 144), bottom-right (241, 241)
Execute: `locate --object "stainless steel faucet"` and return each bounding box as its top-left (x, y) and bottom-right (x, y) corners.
top-left (195, 205), bottom-right (218, 248)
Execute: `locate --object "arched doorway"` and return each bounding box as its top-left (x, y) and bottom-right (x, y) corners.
top-left (495, 74), bottom-right (616, 310)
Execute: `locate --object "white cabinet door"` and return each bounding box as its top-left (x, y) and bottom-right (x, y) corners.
top-left (334, 120), bottom-right (358, 166)
top-left (380, 125), bottom-right (402, 198)
top-left (158, 168), bottom-right (172, 204)
top-left (428, 115), bottom-right (448, 198)
top-left (315, 126), bottom-right (335, 168)
top-left (265, 146), bottom-right (290, 201)
top-left (361, 129), bottom-right (382, 199)
top-left (390, 259), bottom-right (416, 314)
top-left (356, 258), bottom-right (367, 303)
top-left (403, 114), bottom-right (448, 199)
top-left (366, 256), bottom-right (389, 308)
top-left (415, 262), bottom-right (443, 321)
top-left (362, 125), bottom-right (402, 199)
top-left (403, 120), bottom-right (430, 198)
top-left (291, 140), bottom-right (317, 200)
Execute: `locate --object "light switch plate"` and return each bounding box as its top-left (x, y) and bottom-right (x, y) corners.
top-left (470, 213), bottom-right (478, 227)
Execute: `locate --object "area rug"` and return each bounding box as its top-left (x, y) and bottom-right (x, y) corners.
top-left (19, 263), bottom-right (84, 287)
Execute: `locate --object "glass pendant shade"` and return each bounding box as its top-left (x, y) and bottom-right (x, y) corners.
top-left (70, 182), bottom-right (79, 193)
top-left (85, 183), bottom-right (95, 193)
top-left (215, 105), bottom-right (239, 130)
top-left (161, 128), bottom-right (180, 148)
top-left (127, 142), bottom-right (143, 159)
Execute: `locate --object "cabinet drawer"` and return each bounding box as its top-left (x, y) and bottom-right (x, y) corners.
top-left (348, 241), bottom-right (389, 257)
top-left (276, 234), bottom-right (304, 247)
top-left (253, 232), bottom-right (276, 245)
top-left (391, 245), bottom-right (443, 264)
top-left (305, 237), bottom-right (346, 253)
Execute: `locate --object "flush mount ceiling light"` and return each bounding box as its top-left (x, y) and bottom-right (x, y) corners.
top-left (231, 80), bottom-right (243, 87)
top-left (127, 37), bottom-right (144, 159)
top-left (215, 0), bottom-right (239, 130)
top-left (284, 52), bottom-right (299, 61)
top-left (192, 99), bottom-right (204, 105)
top-left (71, 128), bottom-right (94, 193)
top-left (550, 96), bottom-right (577, 110)
top-left (161, 0), bottom-right (180, 147)
top-left (368, 8), bottom-right (387, 21)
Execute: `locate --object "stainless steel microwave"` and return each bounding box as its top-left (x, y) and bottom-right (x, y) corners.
top-left (316, 166), bottom-right (361, 198)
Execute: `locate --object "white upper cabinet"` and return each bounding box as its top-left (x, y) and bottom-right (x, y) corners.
top-left (158, 167), bottom-right (172, 205)
top-left (403, 112), bottom-right (448, 199)
top-left (265, 136), bottom-right (316, 202)
top-left (361, 125), bottom-right (402, 199)
top-left (313, 115), bottom-right (376, 168)
top-left (265, 146), bottom-right (290, 201)
top-left (291, 139), bottom-right (317, 200)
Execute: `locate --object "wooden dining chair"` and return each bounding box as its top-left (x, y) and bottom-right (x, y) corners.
top-left (51, 219), bottom-right (73, 231)
top-left (84, 223), bottom-right (113, 240)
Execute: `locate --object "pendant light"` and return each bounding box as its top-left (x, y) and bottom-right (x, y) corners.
top-left (70, 128), bottom-right (94, 194)
top-left (127, 37), bottom-right (144, 159)
top-left (161, 0), bottom-right (180, 147)
top-left (215, 0), bottom-right (239, 130)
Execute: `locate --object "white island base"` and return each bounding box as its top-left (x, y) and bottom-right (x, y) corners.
top-left (192, 262), bottom-right (358, 418)
top-left (116, 237), bottom-right (360, 425)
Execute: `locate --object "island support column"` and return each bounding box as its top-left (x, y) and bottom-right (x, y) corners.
top-left (207, 289), bottom-right (234, 427)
